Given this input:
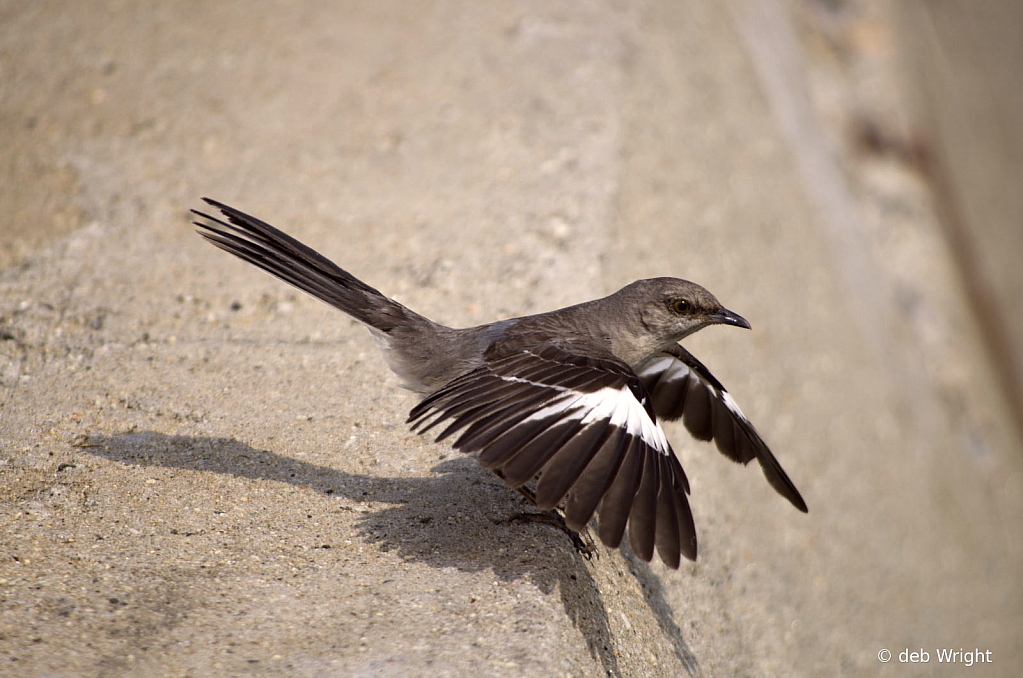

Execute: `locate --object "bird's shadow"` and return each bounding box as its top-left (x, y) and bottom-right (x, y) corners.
top-left (82, 430), bottom-right (698, 676)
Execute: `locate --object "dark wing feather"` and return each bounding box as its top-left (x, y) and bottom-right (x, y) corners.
top-left (637, 344), bottom-right (808, 513)
top-left (408, 343), bottom-right (698, 567)
top-left (596, 436), bottom-right (645, 549)
top-left (627, 449), bottom-right (659, 563)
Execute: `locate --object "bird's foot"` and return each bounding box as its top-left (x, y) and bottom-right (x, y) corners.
top-left (500, 511), bottom-right (598, 560)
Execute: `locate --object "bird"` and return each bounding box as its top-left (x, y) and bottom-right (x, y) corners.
top-left (192, 198), bottom-right (807, 568)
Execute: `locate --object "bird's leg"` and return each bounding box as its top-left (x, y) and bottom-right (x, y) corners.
top-left (493, 471), bottom-right (597, 559)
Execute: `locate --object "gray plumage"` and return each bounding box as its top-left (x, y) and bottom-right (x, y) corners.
top-left (193, 198), bottom-right (806, 568)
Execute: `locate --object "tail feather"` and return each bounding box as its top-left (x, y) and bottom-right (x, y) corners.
top-left (193, 198), bottom-right (415, 333)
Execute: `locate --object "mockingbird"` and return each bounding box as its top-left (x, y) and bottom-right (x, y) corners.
top-left (193, 198), bottom-right (807, 569)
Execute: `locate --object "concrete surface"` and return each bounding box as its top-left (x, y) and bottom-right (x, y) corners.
top-left (2, 1), bottom-right (1020, 676)
top-left (892, 0), bottom-right (1023, 449)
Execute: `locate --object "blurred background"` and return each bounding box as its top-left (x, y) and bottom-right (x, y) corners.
top-left (2, 1), bottom-right (1020, 676)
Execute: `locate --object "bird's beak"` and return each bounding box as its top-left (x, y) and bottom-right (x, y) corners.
top-left (713, 308), bottom-right (751, 330)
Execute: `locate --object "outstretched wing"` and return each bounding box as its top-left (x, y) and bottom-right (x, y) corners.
top-left (408, 343), bottom-right (697, 567)
top-left (637, 344), bottom-right (807, 513)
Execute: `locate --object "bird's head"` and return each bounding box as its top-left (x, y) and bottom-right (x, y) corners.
top-left (630, 277), bottom-right (751, 343)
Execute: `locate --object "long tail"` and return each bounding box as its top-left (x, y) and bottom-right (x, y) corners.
top-left (193, 198), bottom-right (425, 333)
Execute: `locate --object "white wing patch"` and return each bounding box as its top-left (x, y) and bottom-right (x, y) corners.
top-left (638, 355), bottom-right (691, 386)
top-left (511, 376), bottom-right (670, 455)
top-left (636, 355), bottom-right (675, 379)
top-left (720, 390), bottom-right (748, 421)
top-left (641, 350), bottom-right (758, 429)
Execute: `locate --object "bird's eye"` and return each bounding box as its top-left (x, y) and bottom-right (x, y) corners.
top-left (672, 299), bottom-right (690, 314)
